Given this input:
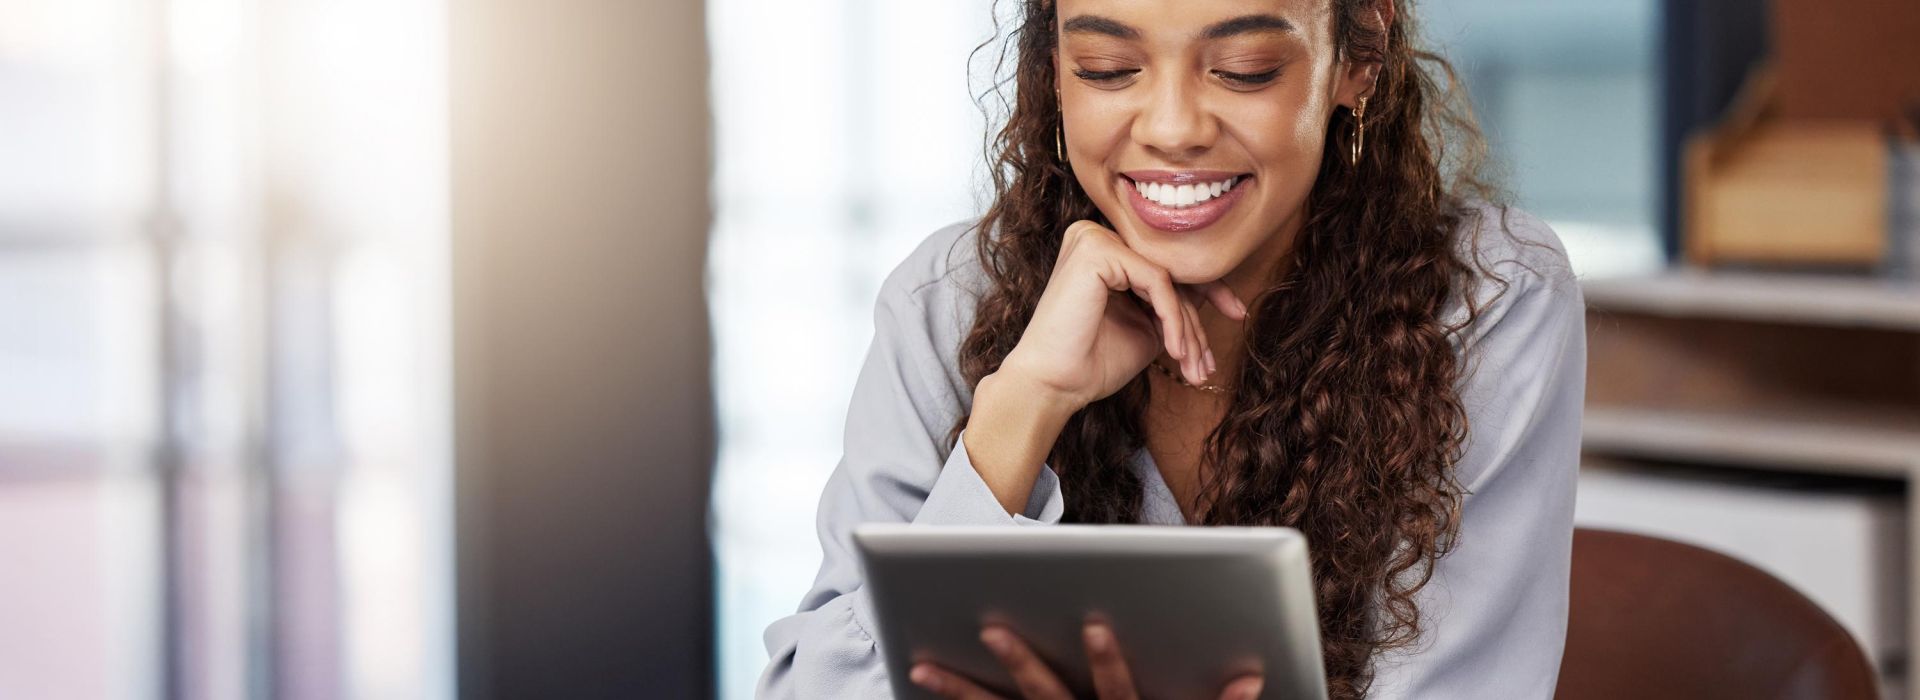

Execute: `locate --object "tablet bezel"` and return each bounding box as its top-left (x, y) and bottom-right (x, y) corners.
top-left (853, 523), bottom-right (1328, 700)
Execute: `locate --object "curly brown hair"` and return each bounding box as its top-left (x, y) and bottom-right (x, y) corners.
top-left (949, 1), bottom-right (1509, 697)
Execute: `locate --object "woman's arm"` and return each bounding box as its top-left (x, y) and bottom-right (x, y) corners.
top-left (965, 370), bottom-right (1082, 516)
top-left (756, 254), bottom-right (1067, 699)
top-left (1368, 257), bottom-right (1587, 699)
top-left (760, 216), bottom-right (1241, 698)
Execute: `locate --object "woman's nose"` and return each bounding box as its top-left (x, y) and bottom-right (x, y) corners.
top-left (1131, 76), bottom-right (1218, 160)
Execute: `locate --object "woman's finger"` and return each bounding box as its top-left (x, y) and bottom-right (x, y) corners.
top-left (1083, 622), bottom-right (1140, 700)
top-left (981, 626), bottom-right (1074, 700)
top-left (1115, 291), bottom-right (1161, 342)
top-left (909, 662), bottom-right (1005, 700)
top-left (1181, 299), bottom-right (1204, 384)
top-left (1216, 674), bottom-right (1264, 700)
top-left (1167, 283), bottom-right (1198, 381)
top-left (1194, 280), bottom-right (1250, 321)
top-left (1113, 263), bottom-right (1186, 361)
top-left (1179, 286), bottom-right (1218, 378)
top-left (1182, 289), bottom-right (1214, 378)
top-left (1082, 230), bottom-right (1187, 362)
top-left (1175, 291), bottom-right (1205, 383)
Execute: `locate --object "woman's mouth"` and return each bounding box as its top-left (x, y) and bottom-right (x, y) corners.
top-left (1120, 170), bottom-right (1252, 233)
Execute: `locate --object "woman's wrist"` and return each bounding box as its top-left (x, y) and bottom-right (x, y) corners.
top-left (965, 371), bottom-right (1081, 516)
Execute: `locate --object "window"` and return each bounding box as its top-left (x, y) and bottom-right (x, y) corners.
top-left (1420, 0), bottom-right (1665, 277)
top-left (0, 0), bottom-right (453, 697)
top-left (706, 1), bottom-right (998, 696)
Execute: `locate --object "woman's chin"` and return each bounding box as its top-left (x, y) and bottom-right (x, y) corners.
top-left (1170, 267), bottom-right (1234, 286)
top-left (1150, 253), bottom-right (1238, 286)
top-left (1105, 214), bottom-right (1243, 284)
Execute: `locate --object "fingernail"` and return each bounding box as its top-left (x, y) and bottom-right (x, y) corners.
top-left (911, 665), bottom-right (941, 691)
top-left (980, 628), bottom-right (1009, 654)
top-left (1241, 677), bottom-right (1264, 699)
top-left (1204, 349), bottom-right (1216, 374)
top-left (1085, 625), bottom-right (1111, 652)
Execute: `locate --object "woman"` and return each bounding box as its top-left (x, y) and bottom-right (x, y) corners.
top-left (760, 0), bottom-right (1584, 697)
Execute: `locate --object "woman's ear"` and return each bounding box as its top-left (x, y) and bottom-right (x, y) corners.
top-left (1336, 64), bottom-right (1381, 109)
top-left (1335, 1), bottom-right (1395, 110)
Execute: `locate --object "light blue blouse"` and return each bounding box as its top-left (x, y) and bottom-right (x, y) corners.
top-left (758, 202), bottom-right (1587, 698)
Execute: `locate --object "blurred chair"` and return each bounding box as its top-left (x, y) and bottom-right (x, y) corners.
top-left (1555, 527), bottom-right (1880, 700)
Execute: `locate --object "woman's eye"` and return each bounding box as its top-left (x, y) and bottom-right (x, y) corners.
top-left (1072, 67), bottom-right (1138, 85)
top-left (1070, 66), bottom-right (1278, 88)
top-left (1215, 68), bottom-right (1281, 87)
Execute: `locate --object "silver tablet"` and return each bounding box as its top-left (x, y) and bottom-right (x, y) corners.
top-left (853, 523), bottom-right (1327, 700)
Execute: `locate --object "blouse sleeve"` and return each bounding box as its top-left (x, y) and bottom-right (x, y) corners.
top-left (1366, 259), bottom-right (1587, 699)
top-left (756, 263), bottom-right (1066, 699)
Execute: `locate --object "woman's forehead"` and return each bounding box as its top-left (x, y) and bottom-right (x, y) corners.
top-left (1055, 0), bottom-right (1333, 46)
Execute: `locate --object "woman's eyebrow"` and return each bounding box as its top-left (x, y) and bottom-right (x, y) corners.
top-left (1200, 14), bottom-right (1297, 40)
top-left (1059, 14), bottom-right (1297, 42)
top-left (1060, 15), bottom-right (1139, 40)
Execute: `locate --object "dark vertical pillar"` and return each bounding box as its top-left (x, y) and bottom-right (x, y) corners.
top-left (450, 1), bottom-right (716, 698)
top-left (1659, 0), bottom-right (1769, 261)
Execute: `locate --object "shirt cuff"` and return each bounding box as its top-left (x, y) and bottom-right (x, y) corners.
top-left (912, 428), bottom-right (1064, 526)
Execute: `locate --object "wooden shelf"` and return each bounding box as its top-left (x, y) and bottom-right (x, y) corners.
top-left (1582, 268), bottom-right (1920, 332)
top-left (1583, 405), bottom-right (1920, 479)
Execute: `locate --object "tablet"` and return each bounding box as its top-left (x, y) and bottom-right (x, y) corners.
top-left (853, 523), bottom-right (1327, 700)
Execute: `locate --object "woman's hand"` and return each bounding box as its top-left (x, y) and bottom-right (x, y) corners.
top-left (908, 621), bottom-right (1265, 700)
top-left (998, 220), bottom-right (1248, 411)
top-left (961, 219), bottom-right (1249, 516)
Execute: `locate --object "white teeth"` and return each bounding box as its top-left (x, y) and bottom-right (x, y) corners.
top-left (1132, 176), bottom-right (1239, 209)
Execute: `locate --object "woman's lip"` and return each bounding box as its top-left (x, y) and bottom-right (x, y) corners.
top-left (1121, 173), bottom-right (1251, 233)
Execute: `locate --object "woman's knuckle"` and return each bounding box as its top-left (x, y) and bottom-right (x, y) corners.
top-left (1074, 226), bottom-right (1105, 250)
top-left (1065, 220), bottom-right (1096, 242)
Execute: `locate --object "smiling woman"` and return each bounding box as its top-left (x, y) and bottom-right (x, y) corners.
top-left (758, 0), bottom-right (1585, 698)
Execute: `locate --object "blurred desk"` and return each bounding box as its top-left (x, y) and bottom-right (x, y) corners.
top-left (1581, 268), bottom-right (1920, 698)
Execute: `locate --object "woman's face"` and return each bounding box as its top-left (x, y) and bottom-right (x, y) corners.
top-left (1054, 0), bottom-right (1379, 288)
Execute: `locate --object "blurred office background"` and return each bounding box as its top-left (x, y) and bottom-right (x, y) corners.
top-left (2, 0), bottom-right (455, 697)
top-left (3, 0), bottom-right (1915, 699)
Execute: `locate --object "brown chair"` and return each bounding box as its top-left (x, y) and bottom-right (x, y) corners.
top-left (1555, 528), bottom-right (1882, 700)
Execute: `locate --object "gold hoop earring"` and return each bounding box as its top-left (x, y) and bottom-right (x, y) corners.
top-left (1349, 96), bottom-right (1368, 167)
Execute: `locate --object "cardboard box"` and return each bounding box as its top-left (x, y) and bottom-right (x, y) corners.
top-left (1684, 70), bottom-right (1889, 267)
top-left (1685, 124), bottom-right (1888, 266)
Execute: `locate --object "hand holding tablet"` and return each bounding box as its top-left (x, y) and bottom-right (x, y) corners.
top-left (854, 524), bottom-right (1328, 700)
top-left (907, 618), bottom-right (1266, 699)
